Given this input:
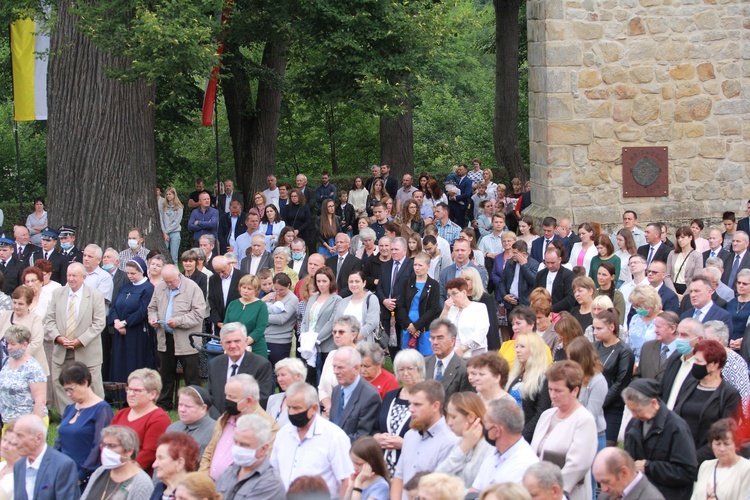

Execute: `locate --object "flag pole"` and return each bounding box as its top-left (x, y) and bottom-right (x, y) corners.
top-left (13, 120), bottom-right (23, 214)
top-left (214, 95), bottom-right (220, 201)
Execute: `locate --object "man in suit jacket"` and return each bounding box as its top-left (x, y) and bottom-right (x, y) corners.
top-left (329, 347), bottom-right (381, 442)
top-left (593, 447), bottom-right (666, 500)
top-left (529, 217), bottom-right (563, 263)
top-left (217, 179), bottom-right (243, 215)
top-left (678, 267), bottom-right (727, 314)
top-left (424, 318), bottom-right (472, 402)
top-left (438, 238), bottom-right (488, 306)
top-left (0, 237), bottom-right (25, 294)
top-left (240, 235), bottom-right (273, 275)
top-left (57, 224), bottom-right (84, 286)
top-left (13, 415), bottom-right (80, 500)
top-left (721, 230), bottom-right (750, 289)
top-left (702, 229), bottom-right (732, 265)
top-left (447, 164), bottom-right (472, 228)
top-left (379, 164), bottom-right (399, 200)
top-left (325, 233), bottom-right (363, 298)
top-left (637, 223), bottom-right (671, 265)
top-left (13, 225), bottom-right (40, 267)
top-left (498, 240), bottom-right (539, 311)
top-left (38, 229), bottom-right (65, 283)
top-left (635, 312), bottom-right (680, 382)
top-left (738, 201), bottom-right (750, 234)
top-left (644, 260), bottom-right (680, 315)
top-left (218, 201), bottom-right (246, 255)
top-left (289, 238), bottom-right (309, 279)
top-left (534, 246), bottom-right (576, 313)
top-left (207, 322), bottom-right (274, 415)
top-left (44, 262), bottom-right (107, 414)
top-left (208, 256), bottom-right (247, 334)
top-left (680, 275), bottom-right (733, 337)
top-left (375, 237), bottom-right (414, 328)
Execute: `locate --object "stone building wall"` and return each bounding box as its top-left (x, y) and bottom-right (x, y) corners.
top-left (525, 0), bottom-right (749, 234)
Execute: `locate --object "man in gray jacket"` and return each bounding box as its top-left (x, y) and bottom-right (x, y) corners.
top-left (148, 264), bottom-right (206, 410)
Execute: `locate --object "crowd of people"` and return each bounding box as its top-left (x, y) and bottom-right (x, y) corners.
top-left (0, 164), bottom-right (748, 499)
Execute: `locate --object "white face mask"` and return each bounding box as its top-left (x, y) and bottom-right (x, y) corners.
top-left (100, 447), bottom-right (124, 469)
top-left (127, 239), bottom-right (139, 250)
top-left (231, 445), bottom-right (258, 467)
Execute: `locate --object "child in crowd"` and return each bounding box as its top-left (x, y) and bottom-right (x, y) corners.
top-left (472, 182), bottom-right (489, 219)
top-left (257, 269), bottom-right (274, 298)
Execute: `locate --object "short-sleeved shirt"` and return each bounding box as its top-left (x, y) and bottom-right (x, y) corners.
top-left (471, 438), bottom-right (539, 491)
top-left (0, 357), bottom-right (47, 422)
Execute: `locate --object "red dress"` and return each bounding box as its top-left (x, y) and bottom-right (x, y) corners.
top-left (369, 369), bottom-right (400, 399)
top-left (111, 406), bottom-right (172, 475)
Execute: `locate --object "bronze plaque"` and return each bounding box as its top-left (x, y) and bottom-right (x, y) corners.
top-left (622, 147), bottom-right (668, 198)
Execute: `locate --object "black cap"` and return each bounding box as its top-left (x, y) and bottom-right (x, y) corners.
top-left (185, 385), bottom-right (213, 407)
top-left (58, 225), bottom-right (77, 237)
top-left (628, 378), bottom-right (661, 399)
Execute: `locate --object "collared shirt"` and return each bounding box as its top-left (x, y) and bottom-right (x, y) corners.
top-left (509, 263), bottom-right (521, 297)
top-left (434, 351), bottom-right (455, 380)
top-left (478, 232), bottom-right (504, 255)
top-left (291, 257), bottom-right (305, 275)
top-left (25, 444), bottom-right (48, 500)
top-left (646, 242), bottom-right (662, 263)
top-left (662, 339), bottom-right (677, 359)
top-left (229, 216), bottom-right (239, 248)
top-left (395, 417), bottom-right (458, 491)
top-left (545, 270), bottom-right (557, 293)
top-left (250, 255), bottom-right (263, 276)
top-left (117, 246), bottom-right (150, 271)
top-left (166, 414), bottom-right (216, 456)
top-left (396, 186), bottom-right (418, 207)
top-left (341, 375), bottom-right (361, 409)
top-left (67, 287), bottom-right (83, 318)
top-left (221, 270), bottom-right (234, 306)
top-left (84, 265), bottom-right (114, 304)
top-left (270, 416), bottom-right (354, 499)
top-left (210, 415), bottom-right (238, 480)
top-left (226, 353), bottom-right (245, 382)
top-left (435, 219), bottom-right (461, 246)
top-left (215, 458), bottom-right (286, 500)
top-left (224, 192), bottom-right (234, 213)
top-left (667, 355), bottom-right (697, 409)
top-left (622, 471), bottom-right (645, 498)
top-left (420, 204), bottom-right (433, 221)
top-left (471, 438), bottom-right (539, 491)
top-left (235, 231), bottom-right (263, 263)
top-left (693, 301), bottom-right (713, 321)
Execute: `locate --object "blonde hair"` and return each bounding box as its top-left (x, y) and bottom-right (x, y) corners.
top-left (500, 230), bottom-right (517, 242)
top-left (162, 187), bottom-right (183, 211)
top-left (176, 472), bottom-right (222, 500)
top-left (459, 267), bottom-right (484, 300)
top-left (628, 284), bottom-right (662, 311)
top-left (418, 473), bottom-right (465, 500)
top-left (479, 482), bottom-right (531, 500)
top-left (506, 333), bottom-right (550, 399)
top-left (591, 295), bottom-right (614, 310)
top-left (128, 368), bottom-right (162, 402)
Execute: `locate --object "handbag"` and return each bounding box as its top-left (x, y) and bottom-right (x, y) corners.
top-left (374, 322), bottom-right (390, 350)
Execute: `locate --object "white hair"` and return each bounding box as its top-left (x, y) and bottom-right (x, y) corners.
top-left (236, 414), bottom-right (272, 445)
top-left (228, 374), bottom-right (260, 401)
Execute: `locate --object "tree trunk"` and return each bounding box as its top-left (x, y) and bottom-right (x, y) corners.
top-left (47, 0), bottom-right (164, 253)
top-left (326, 103), bottom-right (338, 175)
top-left (379, 98), bottom-right (414, 179)
top-left (223, 42), bottom-right (287, 207)
top-left (493, 0), bottom-right (527, 182)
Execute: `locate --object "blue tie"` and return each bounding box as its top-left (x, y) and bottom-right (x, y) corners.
top-left (729, 254), bottom-right (741, 287)
top-left (334, 391), bottom-right (345, 425)
top-left (435, 360), bottom-right (444, 381)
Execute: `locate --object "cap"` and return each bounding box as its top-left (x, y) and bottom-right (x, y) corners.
top-left (41, 228), bottom-right (59, 240)
top-left (185, 385), bottom-right (213, 407)
top-left (627, 378), bottom-right (661, 399)
top-left (57, 225), bottom-right (77, 237)
top-left (0, 237), bottom-right (15, 247)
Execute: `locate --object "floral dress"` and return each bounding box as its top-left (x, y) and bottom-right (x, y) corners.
top-left (0, 356), bottom-right (47, 422)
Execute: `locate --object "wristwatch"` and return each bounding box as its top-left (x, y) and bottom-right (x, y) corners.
top-left (122, 321), bottom-right (128, 327)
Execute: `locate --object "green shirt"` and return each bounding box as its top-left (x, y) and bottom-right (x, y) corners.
top-left (225, 299), bottom-right (269, 358)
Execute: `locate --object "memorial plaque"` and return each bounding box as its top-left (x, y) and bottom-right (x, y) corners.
top-left (622, 147), bottom-right (668, 198)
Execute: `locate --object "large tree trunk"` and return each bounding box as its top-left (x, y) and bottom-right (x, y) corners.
top-left (379, 98), bottom-right (414, 179)
top-left (223, 42), bottom-right (287, 207)
top-left (46, 0), bottom-right (164, 253)
top-left (493, 0), bottom-right (527, 182)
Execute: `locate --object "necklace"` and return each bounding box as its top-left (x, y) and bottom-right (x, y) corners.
top-left (100, 474), bottom-right (121, 500)
top-left (736, 300), bottom-right (750, 314)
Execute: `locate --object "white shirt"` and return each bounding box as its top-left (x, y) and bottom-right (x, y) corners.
top-left (623, 472), bottom-right (645, 498)
top-left (226, 353), bottom-right (245, 381)
top-left (25, 444), bottom-right (48, 500)
top-left (545, 270), bottom-right (558, 293)
top-left (249, 255), bottom-right (263, 276)
top-left (434, 351), bottom-right (455, 380)
top-left (292, 257), bottom-right (305, 275)
top-left (224, 192), bottom-right (234, 213)
top-left (221, 270), bottom-right (234, 306)
top-left (667, 355), bottom-right (697, 409)
top-left (84, 266), bottom-right (114, 304)
top-left (271, 417), bottom-right (354, 499)
top-left (447, 302), bottom-right (489, 357)
top-left (471, 438), bottom-right (539, 491)
top-left (229, 216), bottom-right (239, 248)
top-left (263, 188), bottom-right (280, 209)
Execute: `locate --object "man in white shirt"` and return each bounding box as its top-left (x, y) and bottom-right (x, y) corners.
top-left (271, 382), bottom-right (353, 499)
top-left (423, 225), bottom-right (451, 259)
top-left (263, 175), bottom-right (280, 209)
top-left (82, 244), bottom-right (113, 307)
top-left (664, 318), bottom-right (705, 409)
top-left (240, 235), bottom-right (272, 276)
top-left (620, 254), bottom-right (648, 319)
top-left (234, 213), bottom-right (263, 263)
top-left (470, 398), bottom-right (539, 492)
top-left (289, 239), bottom-right (307, 277)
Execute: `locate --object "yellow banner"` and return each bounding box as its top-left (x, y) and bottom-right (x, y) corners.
top-left (11, 18), bottom-right (48, 121)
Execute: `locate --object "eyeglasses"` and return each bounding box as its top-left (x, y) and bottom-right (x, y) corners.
top-left (125, 387), bottom-right (146, 394)
top-left (738, 281), bottom-right (750, 286)
top-left (63, 385), bottom-right (78, 394)
top-left (100, 442), bottom-right (122, 450)
top-left (646, 270), bottom-right (664, 275)
top-left (397, 366), bottom-right (418, 374)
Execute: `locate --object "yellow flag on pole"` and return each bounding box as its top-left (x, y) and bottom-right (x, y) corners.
top-left (10, 18), bottom-right (49, 121)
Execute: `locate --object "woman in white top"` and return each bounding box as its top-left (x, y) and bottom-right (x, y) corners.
top-left (440, 278), bottom-right (489, 358)
top-left (483, 169), bottom-right (498, 200)
top-left (666, 226), bottom-right (703, 297)
top-left (259, 204), bottom-right (286, 253)
top-left (349, 176), bottom-right (370, 221)
top-left (614, 228), bottom-right (638, 286)
top-left (691, 418), bottom-right (750, 500)
top-left (518, 216), bottom-right (540, 246)
top-left (566, 223), bottom-right (598, 276)
top-left (333, 271), bottom-right (380, 344)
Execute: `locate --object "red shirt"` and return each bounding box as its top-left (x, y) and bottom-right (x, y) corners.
top-left (369, 369), bottom-right (400, 399)
top-left (111, 406), bottom-right (172, 475)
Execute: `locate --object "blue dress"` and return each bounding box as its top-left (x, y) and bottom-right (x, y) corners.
top-left (402, 283), bottom-right (433, 355)
top-left (109, 279), bottom-right (156, 382)
top-left (55, 401), bottom-right (114, 484)
top-left (728, 299), bottom-right (750, 341)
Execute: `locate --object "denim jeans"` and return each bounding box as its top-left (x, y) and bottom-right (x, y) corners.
top-left (167, 231), bottom-right (181, 263)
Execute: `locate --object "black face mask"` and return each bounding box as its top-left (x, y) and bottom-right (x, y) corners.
top-left (225, 399), bottom-right (241, 416)
top-left (483, 427), bottom-right (496, 447)
top-left (691, 363), bottom-right (709, 380)
top-left (289, 408), bottom-right (312, 428)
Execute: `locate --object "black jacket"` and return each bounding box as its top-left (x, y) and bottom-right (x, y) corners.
top-left (363, 256), bottom-right (387, 292)
top-left (637, 243), bottom-right (671, 264)
top-left (0, 255), bottom-right (24, 295)
top-left (497, 256), bottom-right (540, 309)
top-left (217, 211), bottom-right (247, 254)
top-left (673, 377), bottom-right (740, 464)
top-left (185, 271), bottom-right (208, 299)
top-left (624, 403), bottom-right (698, 500)
top-left (512, 375), bottom-right (551, 443)
top-left (395, 276), bottom-right (441, 332)
top-left (207, 268), bottom-right (247, 327)
top-left (534, 267), bottom-right (576, 313)
top-left (595, 341), bottom-right (635, 410)
top-left (325, 253), bottom-right (363, 299)
top-left (375, 258), bottom-right (415, 323)
top-left (477, 292), bottom-right (501, 351)
top-left (335, 203), bottom-right (356, 233)
top-left (207, 352), bottom-right (273, 416)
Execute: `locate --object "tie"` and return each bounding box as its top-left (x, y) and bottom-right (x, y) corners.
top-left (659, 344), bottom-right (669, 365)
top-left (647, 247), bottom-right (655, 264)
top-left (710, 250), bottom-right (716, 258)
top-left (729, 254), bottom-right (741, 287)
top-left (544, 239), bottom-right (551, 254)
top-left (17, 245), bottom-right (22, 255)
top-left (44, 252), bottom-right (49, 260)
top-left (0, 261), bottom-right (5, 270)
top-left (337, 256), bottom-right (345, 275)
top-left (391, 260), bottom-right (401, 294)
top-left (65, 295), bottom-right (77, 339)
top-left (334, 391), bottom-right (346, 425)
top-left (693, 309), bottom-right (702, 321)
top-left (230, 363), bottom-right (238, 377)
top-left (435, 360), bottom-right (444, 381)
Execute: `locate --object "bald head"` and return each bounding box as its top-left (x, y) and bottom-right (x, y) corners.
top-left (307, 253), bottom-right (325, 275)
top-left (593, 448), bottom-right (637, 499)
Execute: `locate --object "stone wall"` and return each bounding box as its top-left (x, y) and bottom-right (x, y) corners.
top-left (526, 0), bottom-right (749, 234)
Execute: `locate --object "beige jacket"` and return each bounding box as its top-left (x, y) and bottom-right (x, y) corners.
top-left (147, 277), bottom-right (205, 356)
top-left (0, 310), bottom-right (49, 376)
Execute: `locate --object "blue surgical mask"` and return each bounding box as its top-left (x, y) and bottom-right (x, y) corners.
top-left (101, 263), bottom-right (115, 272)
top-left (60, 242), bottom-right (72, 250)
top-left (292, 252), bottom-right (305, 261)
top-left (635, 308), bottom-right (648, 317)
top-left (675, 338), bottom-right (693, 355)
